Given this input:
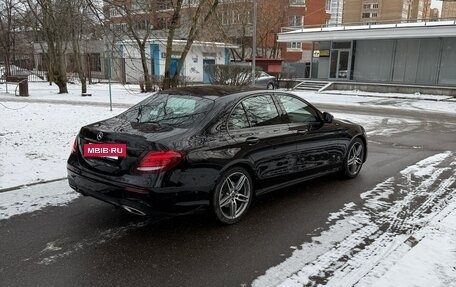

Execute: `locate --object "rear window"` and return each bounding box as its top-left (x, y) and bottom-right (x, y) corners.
top-left (120, 93), bottom-right (215, 128)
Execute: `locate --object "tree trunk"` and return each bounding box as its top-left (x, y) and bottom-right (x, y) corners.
top-left (162, 0), bottom-right (183, 90)
top-left (72, 38), bottom-right (87, 94)
top-left (171, 0), bottom-right (219, 87)
top-left (138, 43), bottom-right (152, 92)
top-left (56, 81), bottom-right (68, 94)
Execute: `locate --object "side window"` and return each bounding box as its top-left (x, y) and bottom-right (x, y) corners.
top-left (277, 95), bottom-right (319, 123)
top-left (242, 95), bottom-right (281, 127)
top-left (227, 104), bottom-right (250, 130)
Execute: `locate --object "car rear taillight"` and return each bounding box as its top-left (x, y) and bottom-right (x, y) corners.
top-left (135, 151), bottom-right (183, 172)
top-left (72, 137), bottom-right (78, 154)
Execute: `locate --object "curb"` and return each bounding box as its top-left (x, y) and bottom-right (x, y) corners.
top-left (320, 91), bottom-right (455, 102)
top-left (0, 177), bottom-right (67, 193)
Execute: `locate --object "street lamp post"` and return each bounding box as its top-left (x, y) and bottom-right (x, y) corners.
top-left (251, 0), bottom-right (257, 86)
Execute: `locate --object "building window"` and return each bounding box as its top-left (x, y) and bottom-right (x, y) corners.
top-left (363, 3), bottom-right (379, 9)
top-left (221, 10), bottom-right (230, 25)
top-left (132, 0), bottom-right (149, 12)
top-left (325, 0), bottom-right (331, 12)
top-left (184, 0), bottom-right (199, 7)
top-left (157, 17), bottom-right (172, 29)
top-left (134, 20), bottom-right (150, 31)
top-left (110, 23), bottom-right (128, 32)
top-left (288, 15), bottom-right (304, 27)
top-left (362, 12), bottom-right (377, 18)
top-left (109, 7), bottom-right (120, 17)
top-left (287, 42), bottom-right (302, 50)
top-left (290, 0), bottom-right (305, 6)
top-left (157, 0), bottom-right (172, 11)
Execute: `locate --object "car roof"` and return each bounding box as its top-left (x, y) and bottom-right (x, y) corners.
top-left (159, 85), bottom-right (263, 97)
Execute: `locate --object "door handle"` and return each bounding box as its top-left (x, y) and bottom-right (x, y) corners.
top-left (245, 137), bottom-right (260, 145)
top-left (296, 128), bottom-right (308, 134)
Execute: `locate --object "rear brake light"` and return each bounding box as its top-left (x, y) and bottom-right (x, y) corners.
top-left (72, 137), bottom-right (78, 154)
top-left (135, 151), bottom-right (183, 172)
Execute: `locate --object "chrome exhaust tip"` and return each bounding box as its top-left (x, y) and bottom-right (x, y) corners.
top-left (121, 205), bottom-right (147, 216)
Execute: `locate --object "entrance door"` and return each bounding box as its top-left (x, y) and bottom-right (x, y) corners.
top-left (330, 50), bottom-right (351, 79)
top-left (170, 58), bottom-right (179, 77)
top-left (203, 59), bottom-right (215, 84)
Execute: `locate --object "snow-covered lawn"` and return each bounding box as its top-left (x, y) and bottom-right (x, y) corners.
top-left (0, 81), bottom-right (150, 105)
top-left (0, 102), bottom-right (124, 189)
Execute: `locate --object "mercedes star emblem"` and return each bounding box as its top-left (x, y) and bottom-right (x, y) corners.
top-left (97, 132), bottom-right (103, 141)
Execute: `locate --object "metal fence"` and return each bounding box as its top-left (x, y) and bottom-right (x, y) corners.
top-left (0, 53), bottom-right (117, 84)
top-left (0, 53), bottom-right (165, 86)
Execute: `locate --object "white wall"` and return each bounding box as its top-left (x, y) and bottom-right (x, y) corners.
top-left (118, 41), bottom-right (229, 83)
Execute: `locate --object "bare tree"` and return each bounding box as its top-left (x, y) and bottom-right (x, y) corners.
top-left (99, 0), bottom-right (158, 92)
top-left (162, 0), bottom-right (219, 89)
top-left (256, 0), bottom-right (288, 58)
top-left (24, 0), bottom-right (72, 93)
top-left (214, 1), bottom-right (253, 61)
top-left (68, 0), bottom-right (96, 95)
top-left (0, 0), bottom-right (21, 77)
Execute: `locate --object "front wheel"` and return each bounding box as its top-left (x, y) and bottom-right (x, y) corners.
top-left (211, 167), bottom-right (253, 224)
top-left (267, 82), bottom-right (275, 90)
top-left (340, 138), bottom-right (365, 179)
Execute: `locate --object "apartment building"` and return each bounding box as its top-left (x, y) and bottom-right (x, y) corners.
top-left (326, 0), bottom-right (344, 26)
top-left (103, 0), bottom-right (330, 70)
top-left (343, 0), bottom-right (430, 25)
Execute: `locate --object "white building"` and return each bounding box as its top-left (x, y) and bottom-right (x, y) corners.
top-left (113, 40), bottom-right (237, 84)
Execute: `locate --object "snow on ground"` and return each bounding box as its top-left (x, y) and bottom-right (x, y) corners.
top-left (325, 89), bottom-right (452, 101)
top-left (331, 113), bottom-right (422, 137)
top-left (368, 200), bottom-right (456, 287)
top-left (0, 81), bottom-right (151, 105)
top-left (293, 90), bottom-right (456, 115)
top-left (253, 152), bottom-right (456, 287)
top-left (0, 180), bottom-right (79, 220)
top-left (0, 102), bottom-right (124, 189)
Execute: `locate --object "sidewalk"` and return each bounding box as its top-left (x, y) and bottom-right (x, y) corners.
top-left (1, 82), bottom-right (455, 113)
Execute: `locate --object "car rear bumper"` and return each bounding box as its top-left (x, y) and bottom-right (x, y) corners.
top-left (67, 163), bottom-right (212, 215)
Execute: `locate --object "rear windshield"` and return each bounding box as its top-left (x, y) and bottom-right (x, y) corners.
top-left (120, 93), bottom-right (215, 128)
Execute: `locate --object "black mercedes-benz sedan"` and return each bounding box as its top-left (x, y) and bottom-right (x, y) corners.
top-left (67, 86), bottom-right (367, 224)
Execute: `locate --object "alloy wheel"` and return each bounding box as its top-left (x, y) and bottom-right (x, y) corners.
top-left (218, 172), bottom-right (251, 220)
top-left (347, 142), bottom-right (364, 175)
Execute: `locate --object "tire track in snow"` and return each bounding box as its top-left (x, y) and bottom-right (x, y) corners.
top-left (252, 151), bottom-right (456, 287)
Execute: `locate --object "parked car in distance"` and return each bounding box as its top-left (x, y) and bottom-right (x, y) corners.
top-left (67, 86), bottom-right (367, 224)
top-left (224, 71), bottom-right (278, 89)
top-left (255, 71), bottom-right (278, 89)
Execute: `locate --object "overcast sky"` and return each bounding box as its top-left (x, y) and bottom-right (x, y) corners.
top-left (431, 0), bottom-right (443, 10)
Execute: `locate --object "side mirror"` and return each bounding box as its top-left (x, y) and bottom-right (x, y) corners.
top-left (323, 112), bottom-right (333, 123)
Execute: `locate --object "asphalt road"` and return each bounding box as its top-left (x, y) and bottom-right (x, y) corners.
top-left (1, 105), bottom-right (455, 287)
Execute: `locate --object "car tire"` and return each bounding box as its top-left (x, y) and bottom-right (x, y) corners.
top-left (267, 82), bottom-right (275, 90)
top-left (211, 166), bottom-right (253, 224)
top-left (340, 138), bottom-right (365, 179)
